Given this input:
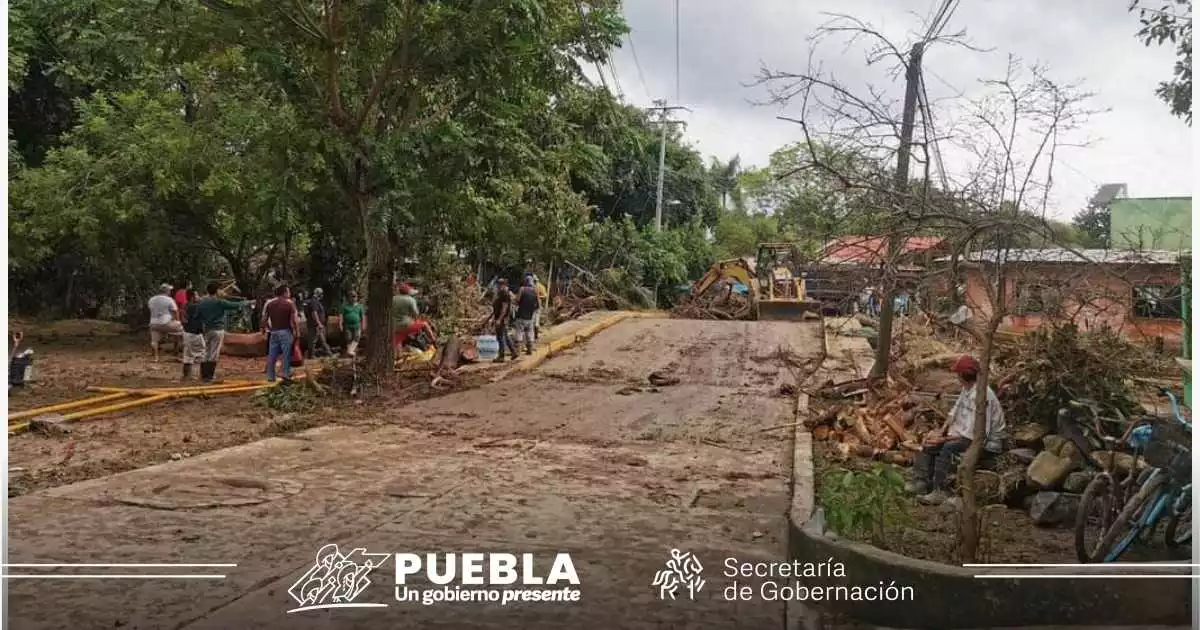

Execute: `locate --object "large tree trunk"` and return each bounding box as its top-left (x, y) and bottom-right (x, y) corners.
top-left (869, 255), bottom-right (898, 380)
top-left (362, 205), bottom-right (395, 379)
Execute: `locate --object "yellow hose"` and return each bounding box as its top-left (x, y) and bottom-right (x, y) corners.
top-left (86, 381), bottom-right (261, 396)
top-left (8, 393), bottom-right (130, 421)
top-left (59, 393), bottom-right (173, 421)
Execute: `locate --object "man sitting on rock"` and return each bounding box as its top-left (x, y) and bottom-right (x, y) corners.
top-left (907, 354), bottom-right (1007, 506)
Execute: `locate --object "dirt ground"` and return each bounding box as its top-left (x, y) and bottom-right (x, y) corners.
top-left (7, 316), bottom-right (823, 629)
top-left (7, 325), bottom-right (487, 496)
top-left (812, 319), bottom-right (1186, 567)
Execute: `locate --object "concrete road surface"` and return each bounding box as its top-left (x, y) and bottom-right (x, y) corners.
top-left (7, 318), bottom-right (822, 629)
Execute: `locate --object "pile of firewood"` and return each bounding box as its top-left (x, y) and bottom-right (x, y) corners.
top-left (807, 379), bottom-right (950, 466)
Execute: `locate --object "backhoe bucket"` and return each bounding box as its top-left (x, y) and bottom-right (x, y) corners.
top-left (756, 299), bottom-right (821, 321)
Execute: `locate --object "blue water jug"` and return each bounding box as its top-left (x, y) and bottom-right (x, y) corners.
top-left (476, 335), bottom-right (499, 361)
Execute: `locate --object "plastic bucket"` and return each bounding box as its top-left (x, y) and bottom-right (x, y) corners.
top-left (475, 335), bottom-right (499, 361)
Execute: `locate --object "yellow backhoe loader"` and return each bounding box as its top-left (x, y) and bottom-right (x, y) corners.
top-left (687, 243), bottom-right (821, 321)
top-left (755, 242), bottom-right (821, 320)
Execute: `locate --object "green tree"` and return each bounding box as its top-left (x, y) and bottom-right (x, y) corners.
top-left (1131, 0), bottom-right (1192, 124)
top-left (199, 0), bottom-right (627, 376)
top-left (1071, 201), bottom-right (1112, 248)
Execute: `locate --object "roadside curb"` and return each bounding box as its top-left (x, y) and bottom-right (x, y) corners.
top-left (786, 315), bottom-right (825, 630)
top-left (488, 311), bottom-right (669, 383)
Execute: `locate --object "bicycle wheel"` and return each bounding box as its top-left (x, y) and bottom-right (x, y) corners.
top-left (1165, 487), bottom-right (1192, 549)
top-left (1097, 473), bottom-right (1170, 562)
top-left (1075, 474), bottom-right (1117, 563)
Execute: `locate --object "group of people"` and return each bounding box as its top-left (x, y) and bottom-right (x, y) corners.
top-left (147, 282), bottom-right (249, 382)
top-left (149, 277), bottom-right (436, 384)
top-left (485, 272), bottom-right (543, 362)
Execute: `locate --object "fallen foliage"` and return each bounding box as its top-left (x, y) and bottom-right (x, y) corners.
top-left (993, 324), bottom-right (1162, 427)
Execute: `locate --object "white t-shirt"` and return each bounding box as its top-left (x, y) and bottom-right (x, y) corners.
top-left (947, 385), bottom-right (1007, 451)
top-left (148, 294), bottom-right (178, 326)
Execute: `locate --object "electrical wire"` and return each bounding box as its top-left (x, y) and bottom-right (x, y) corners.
top-left (574, 0), bottom-right (612, 94)
top-left (673, 0), bottom-right (681, 103)
top-left (625, 32), bottom-right (651, 100)
top-left (917, 73), bottom-right (950, 192)
top-left (608, 62), bottom-right (625, 100)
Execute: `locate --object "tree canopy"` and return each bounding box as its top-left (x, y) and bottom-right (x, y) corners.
top-left (1131, 0), bottom-right (1192, 124)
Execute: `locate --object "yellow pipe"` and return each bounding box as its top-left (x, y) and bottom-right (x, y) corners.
top-left (10, 380), bottom-right (293, 435)
top-left (58, 393), bottom-right (173, 421)
top-left (86, 381), bottom-right (265, 396)
top-left (8, 393), bottom-right (130, 421)
top-left (494, 311), bottom-right (659, 381)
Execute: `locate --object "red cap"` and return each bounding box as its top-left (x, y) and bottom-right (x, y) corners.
top-left (950, 355), bottom-right (980, 374)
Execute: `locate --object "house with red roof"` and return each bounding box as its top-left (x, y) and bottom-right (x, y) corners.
top-left (819, 235), bottom-right (948, 267)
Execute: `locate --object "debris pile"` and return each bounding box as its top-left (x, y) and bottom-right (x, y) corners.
top-left (811, 320), bottom-right (1179, 522)
top-left (994, 324), bottom-right (1169, 427)
top-left (672, 281), bottom-right (753, 320)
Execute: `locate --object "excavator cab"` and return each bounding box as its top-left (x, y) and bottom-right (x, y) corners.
top-left (754, 243), bottom-right (821, 321)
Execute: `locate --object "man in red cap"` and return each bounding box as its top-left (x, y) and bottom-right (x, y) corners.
top-left (908, 354), bottom-right (1008, 506)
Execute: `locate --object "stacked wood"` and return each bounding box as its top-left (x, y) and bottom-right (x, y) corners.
top-left (807, 378), bottom-right (951, 467)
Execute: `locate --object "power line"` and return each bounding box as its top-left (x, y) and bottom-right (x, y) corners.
top-left (625, 32), bottom-right (651, 100)
top-left (918, 73), bottom-right (950, 192)
top-left (608, 62), bottom-right (625, 100)
top-left (574, 0), bottom-right (613, 95)
top-left (673, 0), bottom-right (681, 103)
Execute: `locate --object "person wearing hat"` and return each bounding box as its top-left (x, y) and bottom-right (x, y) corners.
top-left (908, 354), bottom-right (1007, 506)
top-left (304, 287), bottom-right (333, 358)
top-left (147, 283), bottom-right (183, 362)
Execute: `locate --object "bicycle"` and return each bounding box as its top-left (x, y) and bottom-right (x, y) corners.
top-left (1074, 389), bottom-right (1191, 563)
top-left (1066, 401), bottom-right (1152, 563)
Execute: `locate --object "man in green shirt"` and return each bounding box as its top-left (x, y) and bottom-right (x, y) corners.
top-left (341, 290), bottom-right (365, 357)
top-left (392, 282), bottom-right (423, 349)
top-left (194, 281), bottom-right (248, 383)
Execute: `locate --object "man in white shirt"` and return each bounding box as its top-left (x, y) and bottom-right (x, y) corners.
top-left (907, 354), bottom-right (1008, 506)
top-left (147, 283), bottom-right (183, 362)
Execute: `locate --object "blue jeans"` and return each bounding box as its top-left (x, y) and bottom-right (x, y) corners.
top-left (266, 329), bottom-right (294, 382)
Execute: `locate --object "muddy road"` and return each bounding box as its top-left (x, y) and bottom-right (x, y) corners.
top-left (8, 317), bottom-right (824, 630)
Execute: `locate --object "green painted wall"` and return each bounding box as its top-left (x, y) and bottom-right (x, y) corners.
top-left (1109, 197), bottom-right (1192, 251)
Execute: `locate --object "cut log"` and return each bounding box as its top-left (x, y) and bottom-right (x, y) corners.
top-left (881, 451), bottom-right (914, 466)
top-left (847, 410), bottom-right (874, 444)
top-left (804, 407), bottom-right (840, 429)
top-left (907, 352), bottom-right (960, 372)
top-left (881, 413), bottom-right (911, 442)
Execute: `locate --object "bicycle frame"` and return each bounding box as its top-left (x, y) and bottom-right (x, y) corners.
top-left (1101, 389), bottom-right (1191, 562)
top-left (1104, 470), bottom-right (1180, 560)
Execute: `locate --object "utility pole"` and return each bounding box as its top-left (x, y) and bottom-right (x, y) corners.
top-left (647, 100), bottom-right (690, 232)
top-left (869, 42), bottom-right (924, 380)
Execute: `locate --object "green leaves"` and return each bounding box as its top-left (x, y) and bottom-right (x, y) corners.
top-left (819, 464), bottom-right (911, 546)
top-left (1130, 0), bottom-right (1192, 124)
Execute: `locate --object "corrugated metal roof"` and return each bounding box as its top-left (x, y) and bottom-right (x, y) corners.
top-left (938, 248), bottom-right (1181, 265)
top-left (821, 235), bottom-right (945, 264)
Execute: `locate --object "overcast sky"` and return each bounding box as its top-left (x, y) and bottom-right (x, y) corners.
top-left (587, 0), bottom-right (1192, 220)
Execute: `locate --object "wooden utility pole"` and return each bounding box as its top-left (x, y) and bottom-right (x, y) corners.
top-left (647, 100), bottom-right (690, 232)
top-left (869, 42), bottom-right (924, 380)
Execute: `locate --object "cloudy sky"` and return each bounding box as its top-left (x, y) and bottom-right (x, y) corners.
top-left (586, 0), bottom-right (1192, 220)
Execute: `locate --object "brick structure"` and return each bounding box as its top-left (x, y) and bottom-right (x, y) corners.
top-left (948, 249), bottom-right (1184, 351)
